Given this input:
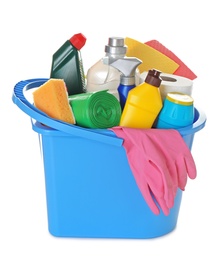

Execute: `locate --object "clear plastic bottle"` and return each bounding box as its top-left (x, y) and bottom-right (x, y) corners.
top-left (120, 69), bottom-right (163, 128)
top-left (50, 33), bottom-right (87, 95)
top-left (86, 37), bottom-right (127, 99)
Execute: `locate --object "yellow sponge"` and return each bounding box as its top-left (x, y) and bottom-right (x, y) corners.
top-left (33, 78), bottom-right (75, 124)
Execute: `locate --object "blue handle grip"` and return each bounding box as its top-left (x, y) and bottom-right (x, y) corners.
top-left (12, 78), bottom-right (123, 147)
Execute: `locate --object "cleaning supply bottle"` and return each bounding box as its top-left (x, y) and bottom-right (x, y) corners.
top-left (50, 33), bottom-right (87, 95)
top-left (86, 37), bottom-right (128, 99)
top-left (110, 57), bottom-right (142, 110)
top-left (120, 68), bottom-right (163, 128)
top-left (156, 92), bottom-right (194, 129)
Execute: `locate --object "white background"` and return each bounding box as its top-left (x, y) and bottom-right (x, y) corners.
top-left (1, 1), bottom-right (215, 259)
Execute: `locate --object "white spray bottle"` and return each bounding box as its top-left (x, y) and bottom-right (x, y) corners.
top-left (86, 37), bottom-right (140, 100)
top-left (86, 37), bottom-right (126, 99)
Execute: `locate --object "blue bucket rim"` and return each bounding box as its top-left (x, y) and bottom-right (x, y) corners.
top-left (13, 78), bottom-right (207, 143)
top-left (175, 106), bottom-right (206, 136)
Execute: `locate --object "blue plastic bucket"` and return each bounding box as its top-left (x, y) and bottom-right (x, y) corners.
top-left (12, 78), bottom-right (206, 239)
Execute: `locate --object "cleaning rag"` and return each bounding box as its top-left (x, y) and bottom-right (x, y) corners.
top-left (145, 40), bottom-right (197, 80)
top-left (109, 127), bottom-right (197, 215)
top-left (69, 90), bottom-right (121, 129)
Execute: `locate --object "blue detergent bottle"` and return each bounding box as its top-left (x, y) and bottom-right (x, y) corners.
top-left (156, 92), bottom-right (194, 129)
top-left (110, 57), bottom-right (142, 110)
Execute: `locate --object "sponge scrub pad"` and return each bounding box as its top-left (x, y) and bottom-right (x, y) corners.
top-left (33, 78), bottom-right (75, 124)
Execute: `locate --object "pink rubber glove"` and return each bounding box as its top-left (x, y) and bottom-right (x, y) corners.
top-left (110, 127), bottom-right (197, 215)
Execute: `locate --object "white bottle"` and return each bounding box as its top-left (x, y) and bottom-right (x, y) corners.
top-left (86, 37), bottom-right (128, 99)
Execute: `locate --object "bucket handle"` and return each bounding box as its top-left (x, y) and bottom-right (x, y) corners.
top-left (12, 78), bottom-right (123, 147)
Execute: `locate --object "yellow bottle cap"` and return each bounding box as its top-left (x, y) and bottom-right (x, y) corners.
top-left (166, 92), bottom-right (194, 106)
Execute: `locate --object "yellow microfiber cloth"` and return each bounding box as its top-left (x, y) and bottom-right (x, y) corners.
top-left (33, 78), bottom-right (75, 124)
top-left (125, 37), bottom-right (179, 74)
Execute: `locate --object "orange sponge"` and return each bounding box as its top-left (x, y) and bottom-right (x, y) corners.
top-left (33, 78), bottom-right (75, 124)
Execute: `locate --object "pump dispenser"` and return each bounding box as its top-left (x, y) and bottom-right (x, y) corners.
top-left (86, 37), bottom-right (138, 99)
top-left (120, 68), bottom-right (163, 128)
top-left (110, 57), bottom-right (142, 110)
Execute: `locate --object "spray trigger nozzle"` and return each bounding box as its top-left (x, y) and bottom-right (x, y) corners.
top-left (110, 57), bottom-right (142, 86)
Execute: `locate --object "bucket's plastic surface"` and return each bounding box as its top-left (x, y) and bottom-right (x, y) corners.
top-left (12, 78), bottom-right (206, 238)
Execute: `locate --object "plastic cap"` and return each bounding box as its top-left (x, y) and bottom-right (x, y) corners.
top-left (145, 69), bottom-right (162, 87)
top-left (69, 33), bottom-right (87, 50)
top-left (108, 37), bottom-right (124, 47)
top-left (167, 92), bottom-right (194, 105)
top-left (105, 37), bottom-right (127, 55)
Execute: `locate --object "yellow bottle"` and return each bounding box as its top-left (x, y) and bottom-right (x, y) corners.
top-left (120, 69), bottom-right (163, 128)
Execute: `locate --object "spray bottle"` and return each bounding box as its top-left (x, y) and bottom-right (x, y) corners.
top-left (86, 37), bottom-right (140, 99)
top-left (110, 57), bottom-right (142, 110)
top-left (120, 69), bottom-right (163, 128)
top-left (50, 33), bottom-right (87, 95)
top-left (86, 37), bottom-right (126, 99)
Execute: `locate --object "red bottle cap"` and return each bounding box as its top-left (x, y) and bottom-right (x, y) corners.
top-left (69, 33), bottom-right (86, 50)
